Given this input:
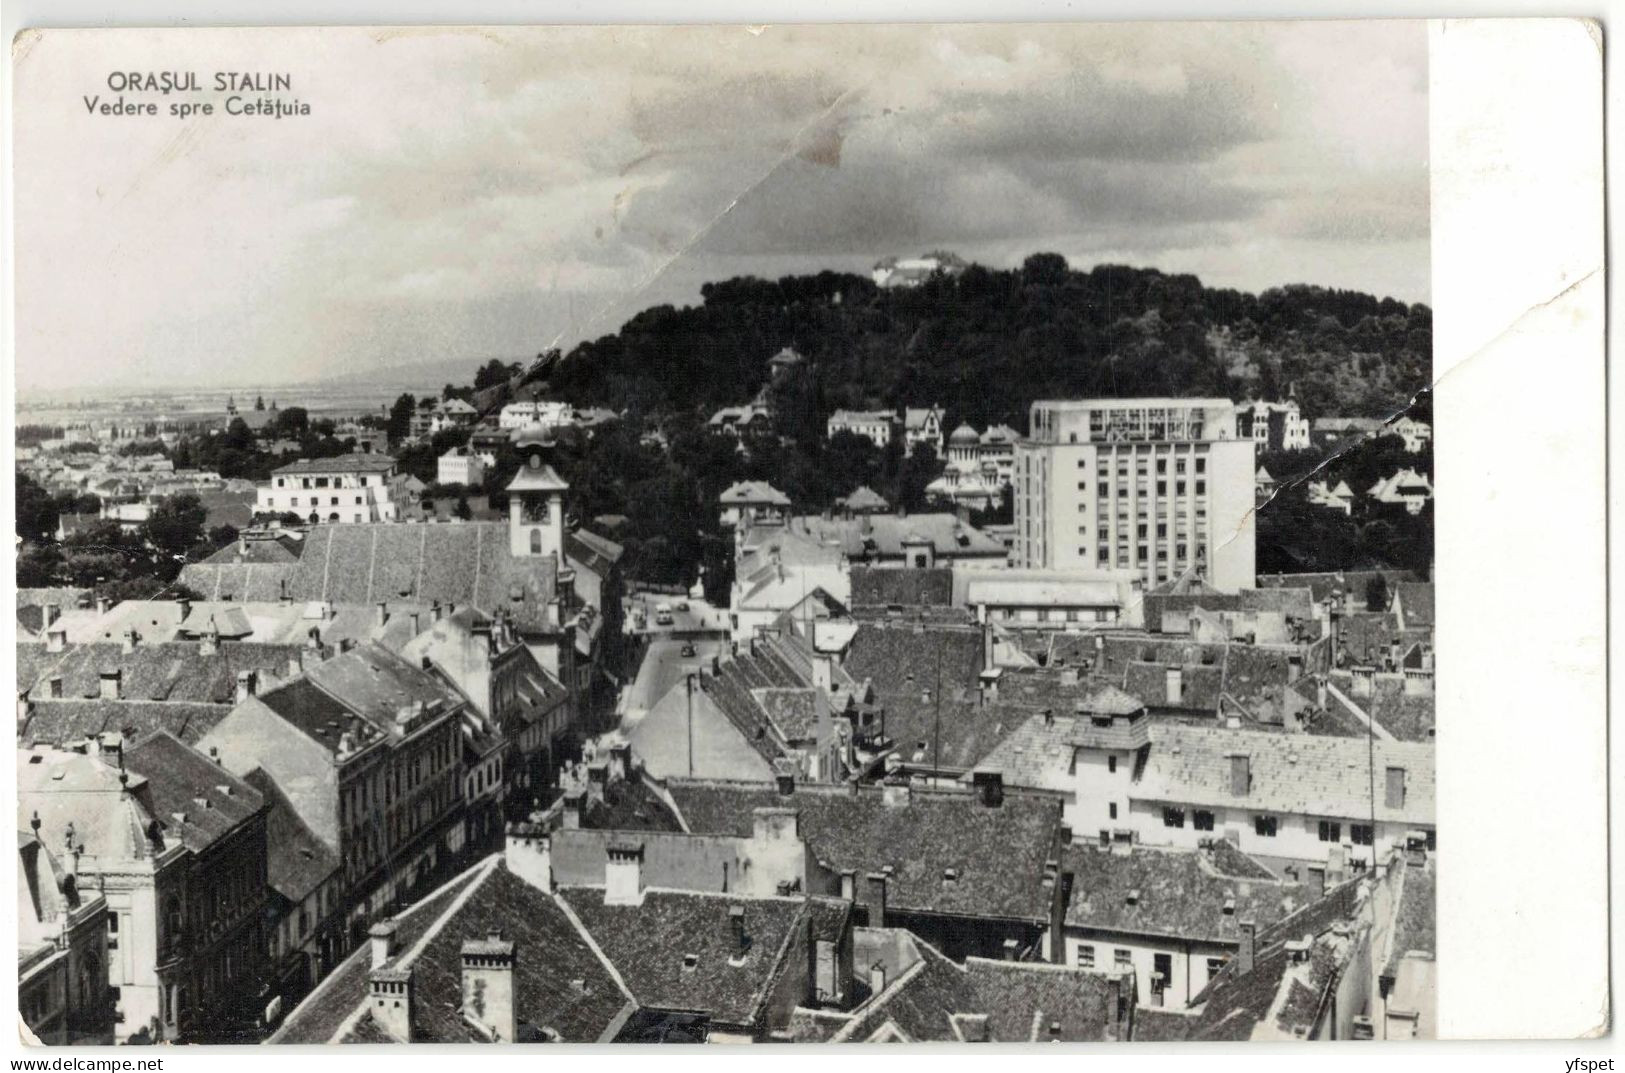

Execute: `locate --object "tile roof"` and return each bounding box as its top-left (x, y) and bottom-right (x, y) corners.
top-left (1392, 583), bottom-right (1435, 629)
top-left (1144, 588), bottom-right (1315, 634)
top-left (1338, 675), bottom-right (1436, 743)
top-left (271, 455), bottom-right (397, 475)
top-left (243, 768), bottom-right (339, 906)
top-left (565, 529), bottom-right (624, 577)
top-left (179, 522), bottom-right (560, 632)
top-left (1136, 724), bottom-right (1435, 825)
top-left (836, 486), bottom-right (891, 513)
top-left (831, 938), bottom-right (1121, 1042)
top-left (16, 640), bottom-right (304, 704)
top-left (974, 712), bottom-right (1152, 793)
top-left (848, 567), bottom-right (953, 608)
top-left (559, 887), bottom-right (807, 1029)
top-left (18, 747), bottom-right (164, 864)
top-left (1255, 570), bottom-right (1418, 606)
top-left (784, 513), bottom-right (1006, 561)
top-left (1063, 844), bottom-right (1295, 945)
top-left (123, 731), bottom-right (265, 854)
top-left (1383, 864), bottom-right (1436, 979)
top-left (1131, 1006), bottom-right (1198, 1041)
top-left (1184, 876), bottom-right (1367, 1041)
top-left (720, 481), bottom-right (791, 506)
top-left (19, 699), bottom-right (230, 749)
top-left (274, 858), bottom-right (632, 1044)
top-left (665, 779), bottom-right (1063, 923)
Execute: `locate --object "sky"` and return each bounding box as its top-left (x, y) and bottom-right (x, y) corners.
top-left (13, 22), bottom-right (1429, 393)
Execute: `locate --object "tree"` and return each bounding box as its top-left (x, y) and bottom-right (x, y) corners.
top-left (254, 394), bottom-right (266, 411)
top-left (207, 524), bottom-right (240, 550)
top-left (16, 472), bottom-right (59, 544)
top-left (142, 493), bottom-right (207, 558)
top-left (1022, 252), bottom-right (1071, 286)
top-left (387, 393), bottom-right (416, 444)
top-left (273, 406), bottom-right (309, 439)
top-left (1364, 574), bottom-right (1390, 612)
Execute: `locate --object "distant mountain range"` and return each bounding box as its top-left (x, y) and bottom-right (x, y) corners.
top-left (311, 356), bottom-right (531, 390)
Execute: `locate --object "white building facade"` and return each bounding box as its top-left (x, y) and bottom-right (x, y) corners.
top-left (257, 456), bottom-right (407, 524)
top-left (1012, 399), bottom-right (1257, 591)
top-left (826, 410), bottom-right (895, 450)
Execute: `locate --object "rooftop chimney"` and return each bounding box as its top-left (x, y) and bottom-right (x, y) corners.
top-left (1165, 667), bottom-right (1183, 704)
top-left (376, 601), bottom-right (389, 628)
top-left (42, 603), bottom-right (59, 629)
top-left (556, 789), bottom-right (583, 830)
top-left (971, 768), bottom-right (1005, 807)
top-left (432, 599), bottom-right (443, 623)
top-left (177, 596), bottom-right (191, 621)
top-left (279, 577), bottom-right (292, 607)
top-left (775, 770), bottom-right (795, 797)
top-left (120, 629), bottom-right (137, 654)
top-left (235, 670), bottom-right (258, 703)
top-left (99, 669), bottom-right (122, 701)
top-left (46, 627), bottom-right (66, 654)
top-left (96, 596), bottom-right (111, 616)
top-left (409, 611), bottom-right (422, 636)
top-left (869, 961), bottom-right (888, 997)
top-left (1238, 920), bottom-right (1257, 975)
top-left (1228, 754), bottom-right (1250, 797)
top-left (504, 825), bottom-right (553, 892)
top-left (864, 872), bottom-right (888, 928)
top-left (461, 932), bottom-right (517, 1042)
top-left (728, 904), bottom-right (748, 961)
top-left (604, 842), bottom-right (645, 906)
top-left (47, 677), bottom-right (63, 699)
top-left (367, 967), bottom-right (414, 1042)
top-left (1385, 766), bottom-right (1406, 810)
top-left (370, 920), bottom-right (399, 969)
top-left (1001, 938), bottom-right (1020, 962)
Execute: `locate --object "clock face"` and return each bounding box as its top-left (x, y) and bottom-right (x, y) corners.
top-left (521, 496), bottom-right (550, 525)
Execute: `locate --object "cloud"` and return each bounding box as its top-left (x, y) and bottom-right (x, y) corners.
top-left (12, 22), bottom-right (1429, 391)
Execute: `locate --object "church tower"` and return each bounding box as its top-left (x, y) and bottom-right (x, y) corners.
top-left (507, 429), bottom-right (567, 561)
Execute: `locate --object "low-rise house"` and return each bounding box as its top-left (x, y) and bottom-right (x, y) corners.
top-left (1055, 841), bottom-right (1298, 1007)
top-left (708, 404), bottom-right (774, 439)
top-left (826, 410), bottom-right (895, 450)
top-left (270, 821), bottom-right (854, 1044)
top-left (1388, 416), bottom-right (1432, 454)
top-left (966, 570), bottom-right (1142, 630)
top-left (835, 486), bottom-right (891, 515)
top-left (437, 446), bottom-right (484, 488)
top-left (797, 928), bottom-right (1129, 1043)
top-left (1366, 468), bottom-right (1433, 514)
top-left (1237, 399), bottom-right (1311, 452)
top-left (719, 480), bottom-right (792, 530)
top-left (429, 399), bottom-right (479, 435)
top-left (1130, 724), bottom-right (1434, 869)
top-left (902, 406), bottom-right (945, 457)
top-left (662, 774), bottom-right (1067, 963)
top-left (257, 455), bottom-right (408, 524)
top-left (1307, 479), bottom-right (1356, 515)
top-left (498, 399), bottom-right (573, 431)
top-left (781, 511), bottom-right (1007, 570)
top-left (871, 254), bottom-right (966, 290)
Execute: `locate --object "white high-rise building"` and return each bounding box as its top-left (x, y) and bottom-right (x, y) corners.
top-left (1012, 398), bottom-right (1256, 591)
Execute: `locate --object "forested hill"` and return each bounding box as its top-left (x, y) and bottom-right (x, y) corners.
top-left (546, 255), bottom-right (1431, 434)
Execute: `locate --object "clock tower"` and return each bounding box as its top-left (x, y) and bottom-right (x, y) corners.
top-left (506, 429), bottom-right (568, 561)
